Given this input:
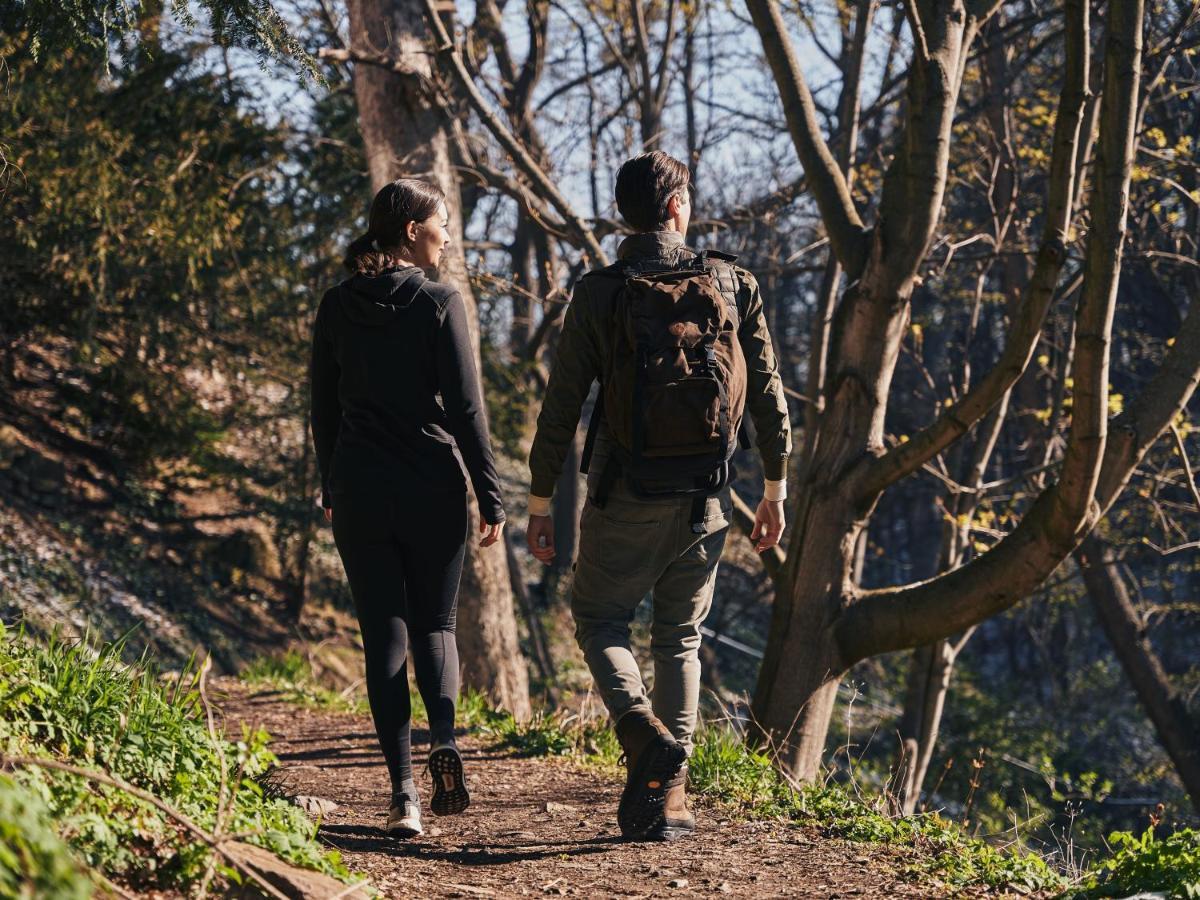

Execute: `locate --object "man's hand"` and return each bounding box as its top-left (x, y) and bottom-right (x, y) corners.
top-left (526, 514), bottom-right (556, 564)
top-left (480, 520), bottom-right (505, 548)
top-left (750, 499), bottom-right (785, 553)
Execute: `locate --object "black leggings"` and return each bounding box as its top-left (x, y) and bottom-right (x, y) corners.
top-left (332, 491), bottom-right (468, 791)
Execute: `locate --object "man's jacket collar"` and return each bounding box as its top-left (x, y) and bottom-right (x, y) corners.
top-left (616, 230), bottom-right (685, 261)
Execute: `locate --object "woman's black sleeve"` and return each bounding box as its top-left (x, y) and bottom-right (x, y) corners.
top-left (309, 291), bottom-right (341, 509)
top-left (435, 292), bottom-right (506, 524)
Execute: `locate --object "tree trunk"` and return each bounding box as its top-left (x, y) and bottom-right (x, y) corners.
top-left (751, 485), bottom-right (870, 781)
top-left (1076, 536), bottom-right (1200, 812)
top-left (895, 639), bottom-right (955, 813)
top-left (346, 0), bottom-right (530, 719)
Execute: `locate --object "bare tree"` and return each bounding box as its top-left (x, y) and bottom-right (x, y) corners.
top-left (742, 0), bottom-right (1200, 781)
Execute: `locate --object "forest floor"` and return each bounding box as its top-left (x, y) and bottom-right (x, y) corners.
top-left (216, 680), bottom-right (976, 900)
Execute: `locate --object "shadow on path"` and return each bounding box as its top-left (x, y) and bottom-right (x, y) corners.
top-left (318, 823), bottom-right (625, 865)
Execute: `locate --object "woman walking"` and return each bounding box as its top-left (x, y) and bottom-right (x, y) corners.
top-left (309, 178), bottom-right (505, 838)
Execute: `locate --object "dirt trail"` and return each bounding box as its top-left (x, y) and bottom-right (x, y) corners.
top-left (216, 682), bottom-right (943, 899)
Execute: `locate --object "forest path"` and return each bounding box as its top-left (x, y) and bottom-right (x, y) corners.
top-left (215, 682), bottom-right (940, 900)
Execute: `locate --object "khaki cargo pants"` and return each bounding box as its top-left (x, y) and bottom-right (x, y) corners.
top-left (570, 476), bottom-right (731, 753)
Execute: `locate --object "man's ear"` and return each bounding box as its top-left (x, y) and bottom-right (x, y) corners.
top-left (667, 192), bottom-right (682, 218)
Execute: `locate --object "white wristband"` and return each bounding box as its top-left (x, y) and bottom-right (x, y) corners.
top-left (528, 494), bottom-right (552, 517)
top-left (764, 479), bottom-right (787, 502)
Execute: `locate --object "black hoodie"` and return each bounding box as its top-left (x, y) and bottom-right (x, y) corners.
top-left (309, 266), bottom-right (506, 524)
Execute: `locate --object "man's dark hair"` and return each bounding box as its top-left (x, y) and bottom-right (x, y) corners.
top-left (614, 151), bottom-right (690, 232)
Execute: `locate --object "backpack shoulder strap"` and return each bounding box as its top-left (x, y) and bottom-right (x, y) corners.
top-left (695, 250), bottom-right (745, 324)
top-left (581, 260), bottom-right (635, 282)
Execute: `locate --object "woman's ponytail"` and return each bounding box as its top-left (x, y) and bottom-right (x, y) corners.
top-left (344, 179), bottom-right (446, 277)
top-left (343, 231), bottom-right (395, 277)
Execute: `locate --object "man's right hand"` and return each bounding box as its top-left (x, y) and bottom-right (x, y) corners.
top-left (526, 514), bottom-right (556, 565)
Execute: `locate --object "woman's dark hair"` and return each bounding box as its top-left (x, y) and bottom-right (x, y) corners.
top-left (344, 178), bottom-right (446, 275)
top-left (614, 151), bottom-right (690, 232)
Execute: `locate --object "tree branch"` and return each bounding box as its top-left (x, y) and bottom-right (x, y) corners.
top-left (834, 0), bottom-right (1151, 665)
top-left (856, 0), bottom-right (1091, 497)
top-left (421, 0), bottom-right (609, 266)
top-left (1169, 422), bottom-right (1200, 512)
top-left (317, 46), bottom-right (434, 89)
top-left (744, 0), bottom-right (869, 278)
top-left (1094, 297), bottom-right (1200, 512)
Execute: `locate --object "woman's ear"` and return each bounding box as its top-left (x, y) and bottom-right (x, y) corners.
top-left (406, 220), bottom-right (419, 243)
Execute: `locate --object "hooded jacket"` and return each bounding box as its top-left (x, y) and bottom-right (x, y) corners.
top-left (309, 266), bottom-right (505, 524)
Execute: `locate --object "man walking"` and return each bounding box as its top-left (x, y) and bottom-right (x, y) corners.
top-left (525, 151), bottom-right (791, 841)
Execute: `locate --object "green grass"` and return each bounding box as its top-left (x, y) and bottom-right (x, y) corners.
top-left (241, 649), bottom-right (368, 714)
top-left (0, 623), bottom-right (362, 895)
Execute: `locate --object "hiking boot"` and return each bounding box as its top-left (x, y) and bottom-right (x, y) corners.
top-left (387, 790), bottom-right (422, 838)
top-left (428, 742), bottom-right (470, 816)
top-left (614, 709), bottom-right (687, 840)
top-left (646, 764), bottom-right (695, 841)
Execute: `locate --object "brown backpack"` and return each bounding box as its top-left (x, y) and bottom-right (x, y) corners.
top-left (583, 251), bottom-right (748, 511)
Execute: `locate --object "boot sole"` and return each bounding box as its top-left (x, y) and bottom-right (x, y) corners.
top-left (428, 746), bottom-right (470, 816)
top-left (645, 821), bottom-right (695, 842)
top-left (618, 739), bottom-right (688, 840)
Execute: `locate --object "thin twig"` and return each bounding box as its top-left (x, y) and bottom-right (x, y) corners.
top-left (1169, 421), bottom-right (1200, 512)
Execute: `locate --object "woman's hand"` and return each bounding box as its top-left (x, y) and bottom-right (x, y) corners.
top-left (479, 519), bottom-right (505, 547)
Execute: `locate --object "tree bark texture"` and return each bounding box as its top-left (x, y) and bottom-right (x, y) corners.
top-left (346, 0), bottom-right (530, 719)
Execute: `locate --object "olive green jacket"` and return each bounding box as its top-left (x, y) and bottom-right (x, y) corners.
top-left (528, 230), bottom-right (792, 500)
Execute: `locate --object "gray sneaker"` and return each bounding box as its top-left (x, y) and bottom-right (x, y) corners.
top-left (387, 791), bottom-right (422, 838)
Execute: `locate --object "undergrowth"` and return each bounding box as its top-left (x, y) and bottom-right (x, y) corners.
top-left (1073, 826), bottom-right (1200, 898)
top-left (239, 652), bottom-right (1196, 898)
top-left (0, 623), bottom-right (361, 896)
top-left (0, 774), bottom-right (92, 899)
top-left (467, 704), bottom-right (1195, 897)
top-left (242, 649), bottom-right (368, 714)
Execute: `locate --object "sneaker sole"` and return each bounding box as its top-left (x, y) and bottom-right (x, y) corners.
top-left (386, 821), bottom-right (423, 839)
top-left (618, 740), bottom-right (688, 840)
top-left (428, 747), bottom-right (470, 816)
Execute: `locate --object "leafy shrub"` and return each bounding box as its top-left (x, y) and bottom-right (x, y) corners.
top-left (0, 623), bottom-right (357, 892)
top-left (1078, 827), bottom-right (1200, 898)
top-left (0, 775), bottom-right (92, 899)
